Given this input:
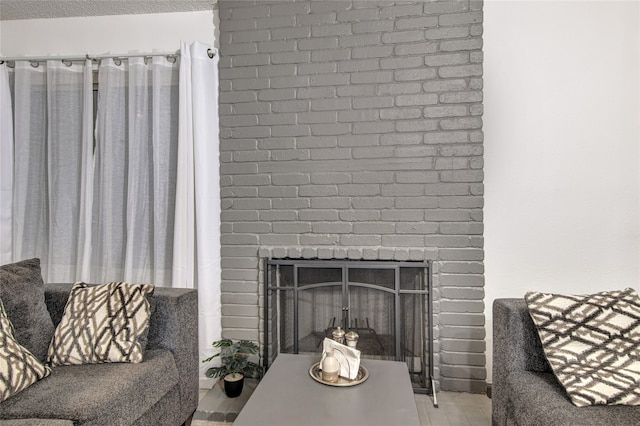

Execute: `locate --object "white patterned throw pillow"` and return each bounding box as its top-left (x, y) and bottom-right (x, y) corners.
top-left (0, 298), bottom-right (51, 402)
top-left (47, 281), bottom-right (154, 366)
top-left (525, 288), bottom-right (640, 407)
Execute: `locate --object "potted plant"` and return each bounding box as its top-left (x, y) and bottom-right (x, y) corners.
top-left (203, 338), bottom-right (264, 398)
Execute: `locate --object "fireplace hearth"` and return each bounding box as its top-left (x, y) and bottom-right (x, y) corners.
top-left (263, 258), bottom-right (434, 394)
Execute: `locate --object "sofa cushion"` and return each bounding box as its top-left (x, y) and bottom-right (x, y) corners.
top-left (0, 349), bottom-right (179, 426)
top-left (0, 420), bottom-right (73, 426)
top-left (506, 370), bottom-right (640, 426)
top-left (0, 259), bottom-right (55, 362)
top-left (525, 288), bottom-right (640, 406)
top-left (0, 299), bottom-right (51, 403)
top-left (47, 281), bottom-right (154, 366)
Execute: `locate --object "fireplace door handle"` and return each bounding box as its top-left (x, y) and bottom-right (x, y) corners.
top-left (342, 307), bottom-right (349, 329)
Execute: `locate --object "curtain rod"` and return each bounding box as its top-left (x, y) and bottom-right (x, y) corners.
top-left (0, 49), bottom-right (215, 64)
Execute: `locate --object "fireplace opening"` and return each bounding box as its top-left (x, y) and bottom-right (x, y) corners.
top-left (263, 258), bottom-right (434, 394)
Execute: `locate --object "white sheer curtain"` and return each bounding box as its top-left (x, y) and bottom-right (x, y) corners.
top-left (92, 56), bottom-right (179, 285)
top-left (0, 63), bottom-right (13, 265)
top-left (9, 60), bottom-right (93, 282)
top-left (1, 56), bottom-right (183, 285)
top-left (174, 41), bottom-right (221, 380)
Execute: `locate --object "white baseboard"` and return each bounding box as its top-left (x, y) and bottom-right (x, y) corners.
top-left (199, 376), bottom-right (218, 390)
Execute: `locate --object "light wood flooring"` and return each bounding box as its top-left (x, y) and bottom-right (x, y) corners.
top-left (194, 381), bottom-right (491, 426)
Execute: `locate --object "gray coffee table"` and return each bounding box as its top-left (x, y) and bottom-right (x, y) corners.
top-left (233, 353), bottom-right (421, 426)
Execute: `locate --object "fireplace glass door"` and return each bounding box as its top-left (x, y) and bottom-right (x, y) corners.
top-left (264, 259), bottom-right (433, 391)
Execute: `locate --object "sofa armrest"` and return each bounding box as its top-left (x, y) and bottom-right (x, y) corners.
top-left (140, 287), bottom-right (199, 424)
top-left (492, 298), bottom-right (550, 425)
top-left (493, 298), bottom-right (549, 375)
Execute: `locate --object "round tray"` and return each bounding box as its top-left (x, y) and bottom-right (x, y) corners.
top-left (309, 362), bottom-right (369, 387)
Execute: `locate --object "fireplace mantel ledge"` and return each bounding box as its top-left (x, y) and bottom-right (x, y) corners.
top-left (258, 246), bottom-right (437, 262)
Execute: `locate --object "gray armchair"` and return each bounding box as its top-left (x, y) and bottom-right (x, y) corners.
top-left (492, 298), bottom-right (640, 426)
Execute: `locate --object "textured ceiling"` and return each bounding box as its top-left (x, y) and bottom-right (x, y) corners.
top-left (0, 0), bottom-right (214, 21)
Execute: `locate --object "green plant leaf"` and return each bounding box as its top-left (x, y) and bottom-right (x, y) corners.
top-left (202, 338), bottom-right (264, 380)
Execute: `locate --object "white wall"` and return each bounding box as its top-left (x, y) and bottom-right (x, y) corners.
top-left (484, 0), bottom-right (640, 382)
top-left (0, 10), bottom-right (215, 57)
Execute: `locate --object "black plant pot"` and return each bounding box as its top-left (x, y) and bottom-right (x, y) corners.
top-left (224, 373), bottom-right (244, 398)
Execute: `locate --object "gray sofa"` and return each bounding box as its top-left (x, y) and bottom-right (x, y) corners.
top-left (0, 283), bottom-right (198, 426)
top-left (492, 298), bottom-right (640, 426)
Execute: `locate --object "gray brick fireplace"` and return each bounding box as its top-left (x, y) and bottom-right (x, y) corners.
top-left (218, 0), bottom-right (485, 393)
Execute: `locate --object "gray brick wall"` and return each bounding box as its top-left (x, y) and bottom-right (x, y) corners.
top-left (219, 0), bottom-right (485, 393)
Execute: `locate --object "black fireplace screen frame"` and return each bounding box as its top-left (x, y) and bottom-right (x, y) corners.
top-left (263, 258), bottom-right (435, 395)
